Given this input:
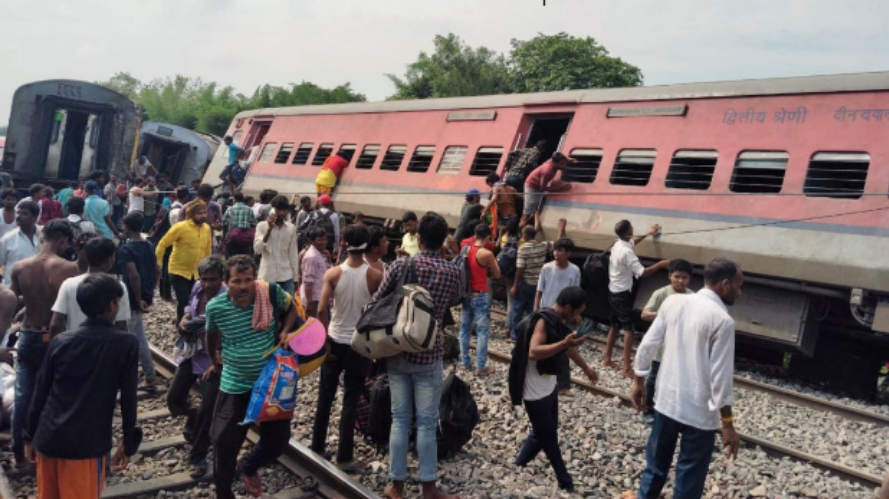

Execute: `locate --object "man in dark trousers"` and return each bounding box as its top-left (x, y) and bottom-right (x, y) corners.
top-left (25, 274), bottom-right (141, 498)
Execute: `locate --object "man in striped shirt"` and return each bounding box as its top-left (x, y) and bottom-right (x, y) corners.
top-left (205, 255), bottom-right (300, 499)
top-left (508, 218), bottom-right (566, 341)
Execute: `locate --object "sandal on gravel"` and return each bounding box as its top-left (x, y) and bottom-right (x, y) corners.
top-left (237, 461), bottom-right (263, 497)
top-left (475, 366), bottom-right (496, 376)
top-left (189, 460), bottom-right (208, 479)
top-left (138, 379), bottom-right (160, 392)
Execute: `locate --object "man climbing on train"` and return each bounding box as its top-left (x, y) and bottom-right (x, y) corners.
top-left (520, 152), bottom-right (574, 230)
top-left (315, 151), bottom-right (350, 196)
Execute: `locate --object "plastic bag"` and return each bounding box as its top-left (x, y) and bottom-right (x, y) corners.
top-left (242, 348), bottom-right (299, 425)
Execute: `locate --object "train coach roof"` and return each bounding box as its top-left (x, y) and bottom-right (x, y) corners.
top-left (234, 71), bottom-right (889, 119)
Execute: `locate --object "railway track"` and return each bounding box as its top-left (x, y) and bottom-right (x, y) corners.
top-left (488, 308), bottom-right (889, 428)
top-left (475, 344), bottom-right (884, 489)
top-left (134, 345), bottom-right (380, 499)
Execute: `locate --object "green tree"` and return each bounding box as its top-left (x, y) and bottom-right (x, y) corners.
top-left (386, 34), bottom-right (512, 100)
top-left (509, 32), bottom-right (643, 92)
top-left (95, 73), bottom-right (365, 136)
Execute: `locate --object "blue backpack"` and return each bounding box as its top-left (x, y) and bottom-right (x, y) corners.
top-left (497, 241), bottom-right (518, 278)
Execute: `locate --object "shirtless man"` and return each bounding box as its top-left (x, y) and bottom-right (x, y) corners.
top-left (9, 219), bottom-right (79, 467)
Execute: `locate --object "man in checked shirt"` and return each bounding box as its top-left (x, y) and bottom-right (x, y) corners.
top-left (377, 212), bottom-right (461, 499)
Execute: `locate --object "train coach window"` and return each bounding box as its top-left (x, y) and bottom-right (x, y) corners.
top-left (804, 152), bottom-right (869, 199)
top-left (356, 145), bottom-right (380, 169)
top-left (381, 145), bottom-right (407, 171)
top-left (729, 151), bottom-right (788, 193)
top-left (338, 144), bottom-right (357, 163)
top-left (437, 146), bottom-right (468, 174)
top-left (258, 143), bottom-right (278, 163)
top-left (275, 143), bottom-right (294, 164)
top-left (562, 148), bottom-right (603, 183)
top-left (610, 149), bottom-right (657, 187)
top-left (666, 150), bottom-right (718, 190)
top-left (407, 146), bottom-right (437, 173)
top-left (291, 143), bottom-right (313, 165)
top-left (312, 143), bottom-right (334, 166)
top-left (469, 147), bottom-right (504, 177)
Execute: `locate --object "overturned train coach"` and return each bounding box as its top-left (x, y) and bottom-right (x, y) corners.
top-left (205, 72), bottom-right (889, 386)
top-left (1, 80), bottom-right (140, 186)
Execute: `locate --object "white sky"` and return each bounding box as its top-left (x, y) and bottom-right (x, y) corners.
top-left (1, 0), bottom-right (887, 125)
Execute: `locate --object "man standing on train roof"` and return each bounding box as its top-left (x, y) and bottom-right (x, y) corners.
top-left (84, 180), bottom-right (121, 240)
top-left (8, 220), bottom-right (79, 469)
top-left (630, 258), bottom-right (742, 499)
top-left (205, 255), bottom-right (301, 499)
top-left (454, 188), bottom-right (484, 242)
top-left (602, 220), bottom-right (670, 378)
top-left (504, 140), bottom-right (547, 194)
top-left (520, 152), bottom-right (575, 229)
top-left (315, 151), bottom-right (350, 196)
top-left (25, 274), bottom-right (141, 499)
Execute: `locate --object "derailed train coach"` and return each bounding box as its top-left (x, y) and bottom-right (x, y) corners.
top-left (1, 80), bottom-right (140, 186)
top-left (138, 122), bottom-right (221, 186)
top-left (206, 71), bottom-right (889, 393)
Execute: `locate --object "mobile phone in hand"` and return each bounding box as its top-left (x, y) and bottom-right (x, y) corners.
top-left (575, 318), bottom-right (594, 338)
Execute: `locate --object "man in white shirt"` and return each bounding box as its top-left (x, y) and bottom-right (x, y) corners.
top-left (631, 258), bottom-right (742, 499)
top-left (602, 220), bottom-right (669, 378)
top-left (16, 184), bottom-right (46, 223)
top-left (0, 201), bottom-right (41, 286)
top-left (253, 196), bottom-right (300, 296)
top-left (169, 186), bottom-right (190, 226)
top-left (128, 176), bottom-right (158, 214)
top-left (49, 238), bottom-right (131, 335)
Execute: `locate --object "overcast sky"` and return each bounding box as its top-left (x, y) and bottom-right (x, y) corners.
top-left (2, 0), bottom-right (887, 125)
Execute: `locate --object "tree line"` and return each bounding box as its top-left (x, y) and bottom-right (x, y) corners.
top-left (90, 32), bottom-right (641, 137)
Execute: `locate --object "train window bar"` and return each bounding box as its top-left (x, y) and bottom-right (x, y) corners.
top-left (275, 143), bottom-right (294, 164)
top-left (356, 145), bottom-right (380, 169)
top-left (407, 146), bottom-right (437, 173)
top-left (469, 147), bottom-right (504, 177)
top-left (291, 143), bottom-right (314, 165)
top-left (729, 151), bottom-right (788, 194)
top-left (312, 143), bottom-right (335, 166)
top-left (562, 148), bottom-right (603, 183)
top-left (804, 152), bottom-right (869, 200)
top-left (258, 143), bottom-right (278, 163)
top-left (437, 146), bottom-right (468, 175)
top-left (380, 145), bottom-right (407, 171)
top-left (610, 149), bottom-right (657, 187)
top-left (665, 150), bottom-right (718, 191)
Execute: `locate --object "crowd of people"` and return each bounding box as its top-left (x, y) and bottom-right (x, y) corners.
top-left (0, 143), bottom-right (753, 499)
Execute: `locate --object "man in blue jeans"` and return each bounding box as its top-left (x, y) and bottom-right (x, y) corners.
top-left (372, 213), bottom-right (461, 499)
top-left (8, 219), bottom-right (79, 468)
top-left (631, 259), bottom-right (743, 499)
top-left (509, 218), bottom-right (566, 341)
top-left (459, 224), bottom-right (501, 376)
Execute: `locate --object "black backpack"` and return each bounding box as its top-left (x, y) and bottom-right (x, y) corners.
top-left (497, 241), bottom-right (518, 278)
top-left (436, 372), bottom-right (479, 459)
top-left (364, 373), bottom-right (392, 453)
top-left (299, 210), bottom-right (336, 251)
top-left (581, 248), bottom-right (612, 319)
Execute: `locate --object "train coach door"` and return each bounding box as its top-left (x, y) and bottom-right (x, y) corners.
top-left (523, 114), bottom-right (574, 158)
top-left (242, 121), bottom-right (272, 161)
top-left (44, 108), bottom-right (102, 181)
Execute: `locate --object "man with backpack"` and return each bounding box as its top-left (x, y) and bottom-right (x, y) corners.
top-left (508, 286), bottom-right (599, 493)
top-left (300, 194), bottom-right (339, 254)
top-left (312, 225), bottom-right (383, 471)
top-left (372, 212), bottom-right (461, 499)
top-left (64, 197), bottom-right (96, 236)
top-left (509, 218), bottom-right (566, 341)
top-left (459, 224), bottom-right (501, 376)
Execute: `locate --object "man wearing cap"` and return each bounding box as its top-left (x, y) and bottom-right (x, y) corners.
top-left (454, 188), bottom-right (484, 242)
top-left (84, 181), bottom-right (120, 240)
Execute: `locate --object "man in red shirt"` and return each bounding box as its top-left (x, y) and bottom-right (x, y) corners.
top-left (315, 153), bottom-right (350, 196)
top-left (521, 152), bottom-right (574, 229)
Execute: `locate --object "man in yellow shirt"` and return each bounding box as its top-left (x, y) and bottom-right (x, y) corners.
top-left (156, 201), bottom-right (212, 321)
top-left (394, 211), bottom-right (420, 258)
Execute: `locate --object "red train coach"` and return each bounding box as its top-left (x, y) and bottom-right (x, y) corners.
top-left (204, 72), bottom-right (889, 379)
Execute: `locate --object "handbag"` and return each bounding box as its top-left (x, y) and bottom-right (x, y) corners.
top-left (227, 225), bottom-right (255, 246)
top-left (352, 258), bottom-right (437, 360)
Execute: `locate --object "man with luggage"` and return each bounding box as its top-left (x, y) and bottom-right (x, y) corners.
top-left (373, 212), bottom-right (461, 499)
top-left (205, 255), bottom-right (300, 499)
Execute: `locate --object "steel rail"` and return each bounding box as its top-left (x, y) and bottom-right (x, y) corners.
top-left (480, 346), bottom-right (883, 488)
top-left (149, 344), bottom-right (379, 499)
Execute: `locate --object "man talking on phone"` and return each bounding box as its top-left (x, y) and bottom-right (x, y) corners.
top-left (508, 286), bottom-right (599, 493)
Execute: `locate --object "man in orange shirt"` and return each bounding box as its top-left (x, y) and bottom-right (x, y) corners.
top-left (315, 153), bottom-right (350, 196)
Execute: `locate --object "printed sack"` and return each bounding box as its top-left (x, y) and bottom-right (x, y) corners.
top-left (242, 347), bottom-right (299, 425)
